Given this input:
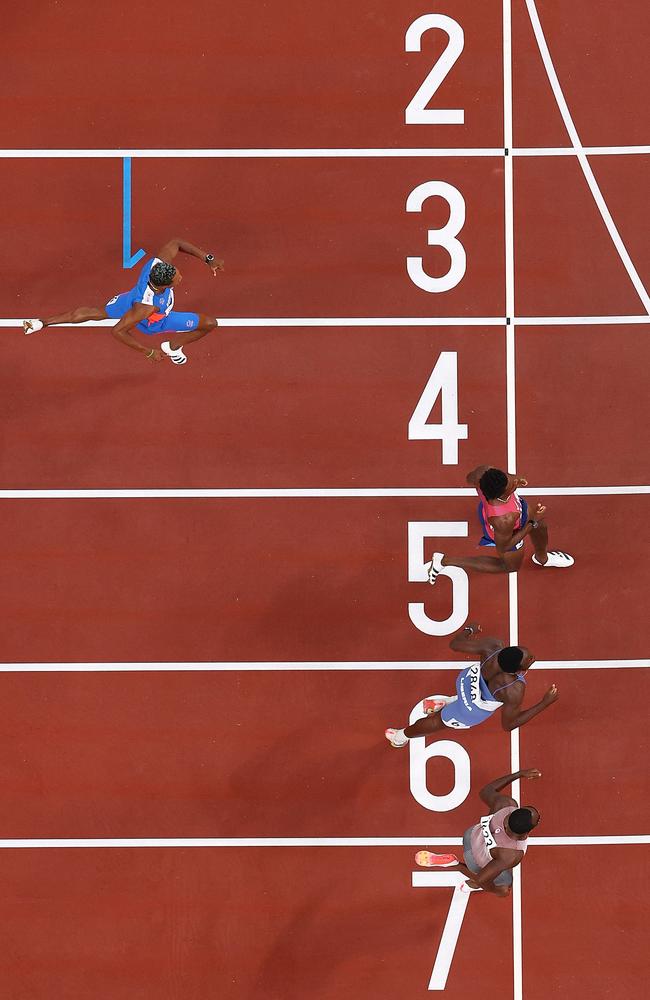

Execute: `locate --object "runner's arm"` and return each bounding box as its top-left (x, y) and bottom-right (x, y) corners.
top-left (449, 625), bottom-right (503, 659)
top-left (158, 238), bottom-right (224, 272)
top-left (466, 857), bottom-right (514, 890)
top-left (491, 512), bottom-right (533, 555)
top-left (479, 768), bottom-right (541, 810)
top-left (111, 303), bottom-right (157, 355)
top-left (465, 464), bottom-right (491, 486)
top-left (500, 684), bottom-right (558, 731)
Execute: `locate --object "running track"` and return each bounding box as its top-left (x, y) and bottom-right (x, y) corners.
top-left (2, 2), bottom-right (649, 998)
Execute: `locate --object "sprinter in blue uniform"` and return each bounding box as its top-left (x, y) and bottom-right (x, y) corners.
top-left (385, 623), bottom-right (558, 747)
top-left (23, 237), bottom-right (223, 366)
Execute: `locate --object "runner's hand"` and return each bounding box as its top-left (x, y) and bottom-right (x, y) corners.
top-left (147, 349), bottom-right (164, 362)
top-left (464, 622), bottom-right (482, 635)
top-left (520, 768), bottom-right (542, 780)
top-left (209, 258), bottom-right (225, 276)
top-left (542, 684), bottom-right (558, 706)
top-left (514, 476), bottom-right (528, 488)
top-left (533, 503), bottom-right (547, 520)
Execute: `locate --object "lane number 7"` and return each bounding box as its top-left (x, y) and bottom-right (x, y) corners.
top-left (412, 871), bottom-right (471, 990)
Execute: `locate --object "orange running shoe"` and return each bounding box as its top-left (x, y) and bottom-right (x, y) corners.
top-left (415, 851), bottom-right (459, 868)
top-left (423, 695), bottom-right (455, 714)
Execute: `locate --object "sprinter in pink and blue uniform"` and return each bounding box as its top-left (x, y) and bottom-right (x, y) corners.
top-left (23, 237), bottom-right (224, 367)
top-left (427, 464), bottom-right (574, 584)
top-left (385, 622), bottom-right (558, 747)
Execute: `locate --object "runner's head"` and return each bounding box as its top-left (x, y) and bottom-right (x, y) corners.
top-left (497, 646), bottom-right (524, 673)
top-left (497, 645), bottom-right (535, 672)
top-left (150, 261), bottom-right (178, 288)
top-left (479, 467), bottom-right (510, 500)
top-left (508, 807), bottom-right (540, 834)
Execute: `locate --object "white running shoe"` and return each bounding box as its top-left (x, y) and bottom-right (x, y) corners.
top-left (532, 550), bottom-right (574, 568)
top-left (161, 341), bottom-right (187, 365)
top-left (428, 552), bottom-right (445, 585)
top-left (23, 319), bottom-right (44, 335)
top-left (385, 728), bottom-right (408, 748)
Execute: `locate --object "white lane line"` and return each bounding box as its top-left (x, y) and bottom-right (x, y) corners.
top-left (0, 146), bottom-right (648, 158)
top-left (0, 836), bottom-right (645, 848)
top-left (0, 486), bottom-right (646, 499)
top-left (525, 0), bottom-right (650, 315)
top-left (506, 325), bottom-right (516, 473)
top-left (2, 317), bottom-right (506, 329)
top-left (3, 315), bottom-right (650, 329)
top-left (0, 147), bottom-right (506, 159)
top-left (0, 660), bottom-right (647, 672)
top-left (503, 0), bottom-right (517, 481)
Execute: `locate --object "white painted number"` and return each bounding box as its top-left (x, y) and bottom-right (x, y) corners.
top-left (408, 521), bottom-right (469, 636)
top-left (406, 182), bottom-right (467, 292)
top-left (412, 872), bottom-right (471, 990)
top-left (409, 352), bottom-right (468, 464)
top-left (408, 695), bottom-right (470, 811)
top-left (405, 15), bottom-right (465, 125)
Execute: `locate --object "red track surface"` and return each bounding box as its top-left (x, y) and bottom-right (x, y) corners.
top-left (2, 1), bottom-right (649, 998)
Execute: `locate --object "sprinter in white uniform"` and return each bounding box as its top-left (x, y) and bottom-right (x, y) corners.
top-left (414, 767), bottom-right (542, 897)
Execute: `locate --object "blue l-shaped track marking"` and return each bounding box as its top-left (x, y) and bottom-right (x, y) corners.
top-left (122, 157), bottom-right (146, 269)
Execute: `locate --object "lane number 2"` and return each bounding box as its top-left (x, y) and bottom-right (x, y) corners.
top-left (405, 15), bottom-right (465, 125)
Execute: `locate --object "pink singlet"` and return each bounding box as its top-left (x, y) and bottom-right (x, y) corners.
top-left (469, 806), bottom-right (529, 868)
top-left (477, 487), bottom-right (523, 543)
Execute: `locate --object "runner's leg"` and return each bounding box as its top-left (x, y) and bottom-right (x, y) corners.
top-left (404, 713), bottom-right (446, 739)
top-left (442, 549), bottom-right (524, 574)
top-left (529, 520), bottom-right (549, 564)
top-left (167, 314), bottom-right (217, 350)
top-left (41, 306), bottom-right (108, 327)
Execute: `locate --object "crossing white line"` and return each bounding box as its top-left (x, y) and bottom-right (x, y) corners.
top-left (514, 145), bottom-right (650, 157)
top-left (0, 835), bottom-right (644, 848)
top-left (0, 486), bottom-right (646, 499)
top-left (1, 660), bottom-right (645, 672)
top-left (525, 0), bottom-right (650, 316)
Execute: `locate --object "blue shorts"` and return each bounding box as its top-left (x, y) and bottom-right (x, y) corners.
top-left (463, 827), bottom-right (513, 887)
top-left (477, 497), bottom-right (529, 552)
top-left (105, 292), bottom-right (200, 336)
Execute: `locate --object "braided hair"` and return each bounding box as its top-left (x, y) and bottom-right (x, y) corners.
top-left (149, 261), bottom-right (176, 287)
top-left (479, 467), bottom-right (509, 501)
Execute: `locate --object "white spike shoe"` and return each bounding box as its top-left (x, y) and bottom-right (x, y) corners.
top-left (161, 341), bottom-right (187, 365)
top-left (23, 319), bottom-right (44, 335)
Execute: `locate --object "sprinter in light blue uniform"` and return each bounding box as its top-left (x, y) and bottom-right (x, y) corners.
top-left (439, 652), bottom-right (526, 729)
top-left (23, 236), bottom-right (224, 366)
top-left (385, 623), bottom-right (559, 747)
